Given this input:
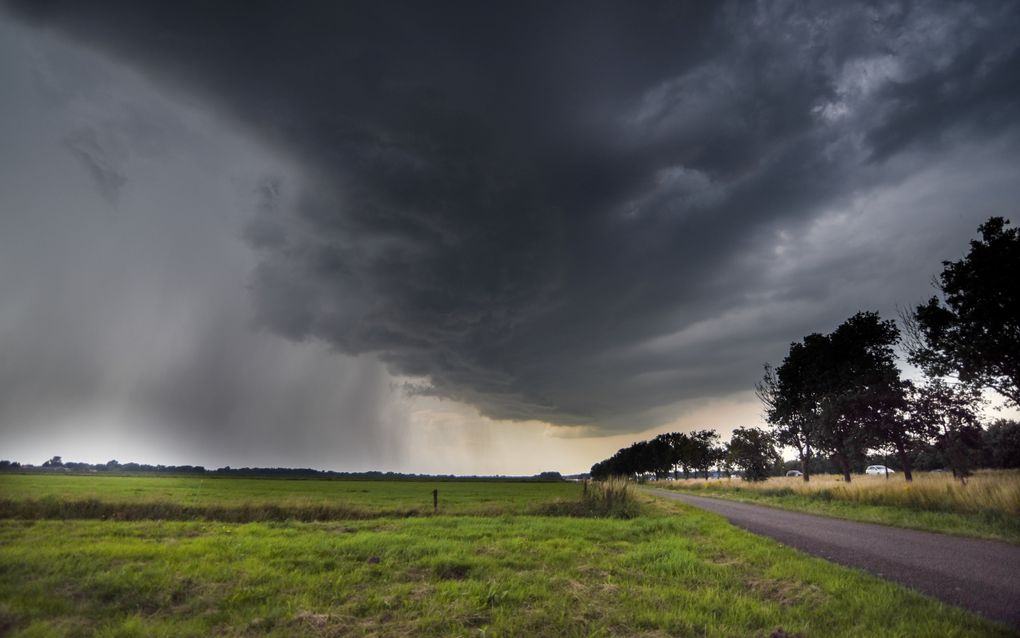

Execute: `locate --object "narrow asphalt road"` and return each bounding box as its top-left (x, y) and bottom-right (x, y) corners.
top-left (648, 489), bottom-right (1020, 629)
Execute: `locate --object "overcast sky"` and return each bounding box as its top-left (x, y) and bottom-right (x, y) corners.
top-left (1, 1), bottom-right (1018, 474)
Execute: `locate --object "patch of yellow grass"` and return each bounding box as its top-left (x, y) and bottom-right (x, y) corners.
top-left (585, 477), bottom-right (640, 517)
top-left (669, 470), bottom-right (1020, 516)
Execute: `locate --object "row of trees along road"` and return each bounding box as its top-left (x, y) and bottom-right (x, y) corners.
top-left (760, 217), bottom-right (1019, 483)
top-left (589, 427), bottom-right (780, 482)
top-left (590, 217), bottom-right (1019, 484)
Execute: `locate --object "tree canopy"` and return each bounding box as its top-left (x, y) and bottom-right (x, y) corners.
top-left (759, 312), bottom-right (904, 482)
top-left (907, 217), bottom-right (1020, 406)
top-left (906, 379), bottom-right (984, 480)
top-left (727, 427), bottom-right (780, 482)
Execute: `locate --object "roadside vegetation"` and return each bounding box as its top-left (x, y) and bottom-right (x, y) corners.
top-left (0, 475), bottom-right (1011, 637)
top-left (534, 477), bottom-right (642, 519)
top-left (657, 470), bottom-right (1020, 544)
top-left (592, 218), bottom-right (1020, 488)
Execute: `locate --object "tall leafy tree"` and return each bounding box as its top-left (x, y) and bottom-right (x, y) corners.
top-left (727, 427), bottom-right (780, 482)
top-left (906, 378), bottom-right (984, 482)
top-left (760, 312), bottom-right (904, 482)
top-left (982, 419), bottom-right (1020, 469)
top-left (869, 380), bottom-right (928, 481)
top-left (906, 217), bottom-right (1020, 407)
top-left (822, 313), bottom-right (905, 482)
top-left (654, 432), bottom-right (691, 479)
top-left (757, 360), bottom-right (819, 482)
top-left (686, 429), bottom-right (722, 479)
top-left (647, 435), bottom-right (675, 479)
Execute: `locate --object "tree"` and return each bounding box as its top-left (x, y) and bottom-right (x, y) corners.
top-left (868, 380), bottom-right (928, 481)
top-left (647, 435), bottom-right (676, 479)
top-left (536, 471), bottom-right (562, 480)
top-left (686, 429), bottom-right (722, 479)
top-left (757, 361), bottom-right (818, 482)
top-left (815, 313), bottom-right (903, 482)
top-left (829, 313), bottom-right (912, 478)
top-left (653, 432), bottom-right (690, 479)
top-left (42, 455), bottom-right (63, 468)
top-left (907, 379), bottom-right (984, 482)
top-left (905, 217), bottom-right (1020, 407)
top-left (760, 312), bottom-right (904, 482)
top-left (727, 427), bottom-right (781, 481)
top-left (982, 419), bottom-right (1020, 469)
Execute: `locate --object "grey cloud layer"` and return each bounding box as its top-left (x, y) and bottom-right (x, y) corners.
top-left (0, 21), bottom-right (408, 468)
top-left (6, 1), bottom-right (1020, 431)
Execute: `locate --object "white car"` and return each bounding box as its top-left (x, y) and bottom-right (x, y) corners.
top-left (865, 465), bottom-right (895, 475)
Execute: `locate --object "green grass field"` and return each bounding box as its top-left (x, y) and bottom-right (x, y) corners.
top-left (656, 471), bottom-right (1020, 545)
top-left (0, 474), bottom-right (581, 519)
top-left (0, 474), bottom-right (1012, 637)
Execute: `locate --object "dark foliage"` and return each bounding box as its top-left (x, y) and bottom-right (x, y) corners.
top-left (982, 420), bottom-right (1020, 469)
top-left (906, 379), bottom-right (984, 481)
top-left (759, 312), bottom-right (905, 482)
top-left (907, 217), bottom-right (1020, 406)
top-left (728, 427), bottom-right (781, 481)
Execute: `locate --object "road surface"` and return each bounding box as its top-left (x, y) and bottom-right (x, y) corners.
top-left (648, 489), bottom-right (1020, 629)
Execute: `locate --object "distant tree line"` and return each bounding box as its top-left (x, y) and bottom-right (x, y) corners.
top-left (0, 457), bottom-right (567, 482)
top-left (592, 217), bottom-right (1020, 484)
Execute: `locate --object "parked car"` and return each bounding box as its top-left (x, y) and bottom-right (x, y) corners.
top-left (865, 465), bottom-right (895, 475)
top-left (785, 469), bottom-right (803, 477)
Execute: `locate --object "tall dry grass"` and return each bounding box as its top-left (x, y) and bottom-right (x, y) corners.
top-left (537, 477), bottom-right (642, 518)
top-left (583, 477), bottom-right (638, 516)
top-left (668, 470), bottom-right (1020, 517)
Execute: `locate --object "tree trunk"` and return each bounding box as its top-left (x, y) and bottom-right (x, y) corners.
top-left (835, 452), bottom-right (852, 482)
top-left (801, 446), bottom-right (811, 482)
top-left (894, 441), bottom-right (913, 482)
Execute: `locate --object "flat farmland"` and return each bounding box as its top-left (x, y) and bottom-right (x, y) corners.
top-left (0, 474), bottom-right (581, 518)
top-left (0, 474), bottom-right (1011, 637)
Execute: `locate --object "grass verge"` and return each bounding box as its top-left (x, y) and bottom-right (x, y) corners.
top-left (656, 471), bottom-right (1020, 544)
top-left (0, 493), bottom-right (1011, 637)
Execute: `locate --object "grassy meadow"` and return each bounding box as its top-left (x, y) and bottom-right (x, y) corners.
top-left (657, 470), bottom-right (1020, 544)
top-left (0, 474), bottom-right (583, 520)
top-left (0, 474), bottom-right (1013, 637)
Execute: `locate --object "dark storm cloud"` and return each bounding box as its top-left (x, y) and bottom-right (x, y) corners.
top-left (7, 0), bottom-right (1020, 431)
